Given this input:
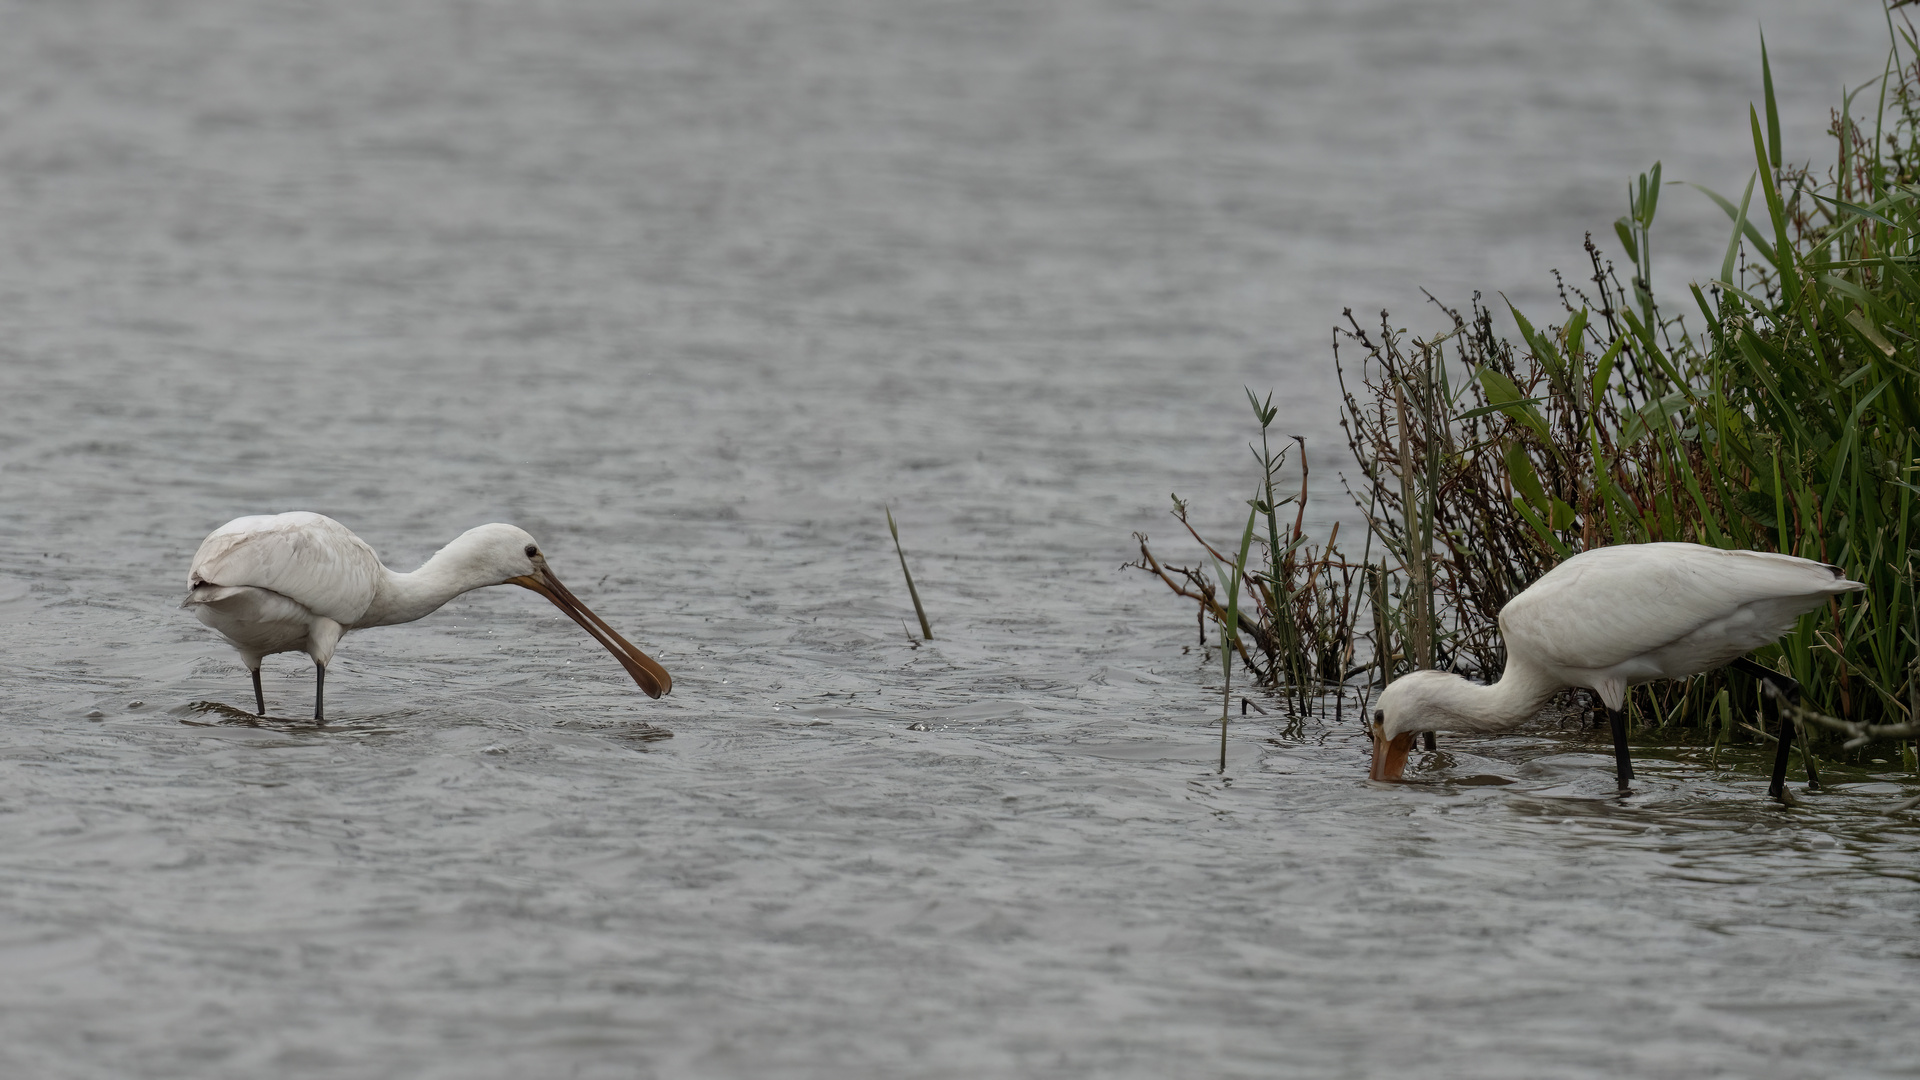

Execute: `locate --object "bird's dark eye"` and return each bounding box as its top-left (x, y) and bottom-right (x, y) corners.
top-left (524, 544), bottom-right (539, 557)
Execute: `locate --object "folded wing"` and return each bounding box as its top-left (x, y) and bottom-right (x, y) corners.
top-left (187, 512), bottom-right (384, 625)
top-left (1500, 543), bottom-right (1861, 673)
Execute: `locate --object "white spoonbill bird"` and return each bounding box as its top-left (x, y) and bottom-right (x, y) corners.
top-left (1369, 542), bottom-right (1863, 796)
top-left (183, 512), bottom-right (671, 720)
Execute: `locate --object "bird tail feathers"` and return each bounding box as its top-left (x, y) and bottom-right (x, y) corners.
top-left (180, 584), bottom-right (247, 608)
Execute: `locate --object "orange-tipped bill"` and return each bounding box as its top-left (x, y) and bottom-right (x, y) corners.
top-left (510, 568), bottom-right (672, 699)
top-left (1370, 728), bottom-right (1416, 781)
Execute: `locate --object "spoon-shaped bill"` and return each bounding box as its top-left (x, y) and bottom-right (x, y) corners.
top-left (510, 569), bottom-right (672, 698)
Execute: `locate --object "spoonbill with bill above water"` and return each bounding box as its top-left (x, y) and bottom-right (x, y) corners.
top-left (182, 512), bottom-right (671, 721)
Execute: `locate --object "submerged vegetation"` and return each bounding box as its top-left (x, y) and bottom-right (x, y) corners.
top-left (1137, 6), bottom-right (1920, 767)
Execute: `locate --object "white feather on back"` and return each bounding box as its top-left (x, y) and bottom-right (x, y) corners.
top-left (188, 512), bottom-right (385, 625)
top-left (1499, 542), bottom-right (1861, 674)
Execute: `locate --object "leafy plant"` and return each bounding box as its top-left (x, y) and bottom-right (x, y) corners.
top-left (1140, 5), bottom-right (1920, 770)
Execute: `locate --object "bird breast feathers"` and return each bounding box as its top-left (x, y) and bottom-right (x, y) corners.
top-left (1498, 543), bottom-right (1855, 672)
top-left (188, 512), bottom-right (384, 625)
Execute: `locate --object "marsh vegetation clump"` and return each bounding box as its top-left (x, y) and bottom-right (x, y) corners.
top-left (1139, 7), bottom-right (1920, 768)
top-left (1130, 392), bottom-right (1366, 728)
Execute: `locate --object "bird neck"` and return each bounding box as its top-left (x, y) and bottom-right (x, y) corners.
top-left (354, 539), bottom-right (500, 629)
top-left (1409, 659), bottom-right (1566, 734)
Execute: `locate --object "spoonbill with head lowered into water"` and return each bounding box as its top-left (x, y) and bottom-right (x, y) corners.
top-left (183, 512), bottom-right (671, 721)
top-left (1368, 542), bottom-right (1863, 799)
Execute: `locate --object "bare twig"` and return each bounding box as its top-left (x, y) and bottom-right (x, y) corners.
top-left (1762, 681), bottom-right (1919, 748)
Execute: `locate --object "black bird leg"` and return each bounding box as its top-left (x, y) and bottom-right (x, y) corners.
top-left (314, 664), bottom-right (326, 724)
top-left (1608, 705), bottom-right (1634, 790)
top-left (251, 669), bottom-right (265, 717)
top-left (1731, 657), bottom-right (1807, 802)
top-left (1422, 732), bottom-right (1436, 752)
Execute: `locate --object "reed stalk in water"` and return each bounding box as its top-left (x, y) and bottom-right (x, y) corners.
top-left (886, 506), bottom-right (932, 641)
top-left (1212, 505), bottom-right (1258, 771)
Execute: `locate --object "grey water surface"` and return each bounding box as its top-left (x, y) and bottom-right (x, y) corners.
top-left (2, 1), bottom-right (1916, 1077)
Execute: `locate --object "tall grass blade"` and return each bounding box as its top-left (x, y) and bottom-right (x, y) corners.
top-left (1761, 29), bottom-right (1782, 170)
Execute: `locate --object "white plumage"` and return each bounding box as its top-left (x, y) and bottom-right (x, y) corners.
top-left (1369, 542), bottom-right (1864, 786)
top-left (191, 513), bottom-right (383, 628)
top-left (183, 512), bottom-right (671, 720)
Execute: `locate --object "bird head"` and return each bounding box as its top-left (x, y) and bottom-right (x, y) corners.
top-left (1368, 670), bottom-right (1452, 781)
top-left (450, 523), bottom-right (673, 700)
top-left (446, 523), bottom-right (546, 584)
